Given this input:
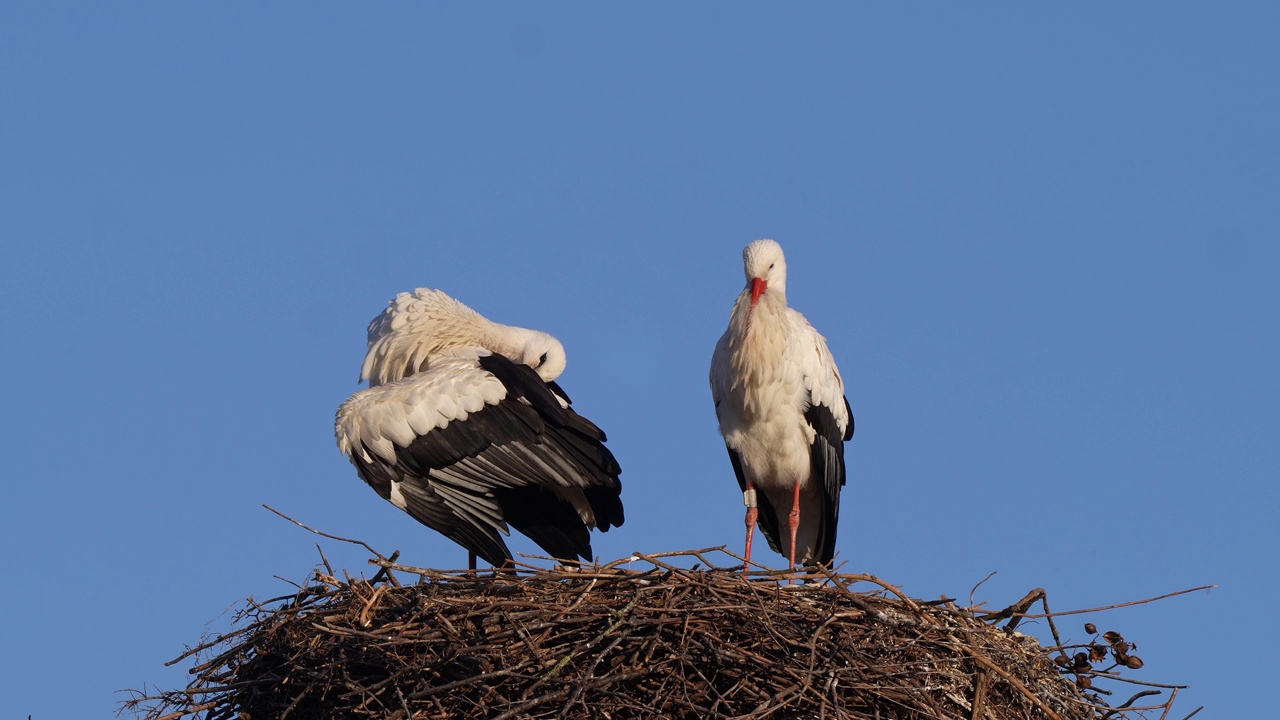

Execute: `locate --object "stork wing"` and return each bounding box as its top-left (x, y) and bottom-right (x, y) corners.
top-left (798, 319), bottom-right (851, 438)
top-left (799, 319), bottom-right (852, 565)
top-left (336, 353), bottom-right (623, 566)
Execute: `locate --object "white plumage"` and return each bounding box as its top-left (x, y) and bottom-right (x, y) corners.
top-left (361, 288), bottom-right (567, 387)
top-left (337, 353), bottom-right (505, 463)
top-left (335, 289), bottom-right (624, 568)
top-left (710, 240), bottom-right (853, 568)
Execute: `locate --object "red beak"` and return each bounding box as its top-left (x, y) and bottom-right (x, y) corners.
top-left (750, 277), bottom-right (767, 307)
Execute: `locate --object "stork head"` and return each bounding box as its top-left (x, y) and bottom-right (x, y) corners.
top-left (742, 239), bottom-right (788, 307)
top-left (518, 330), bottom-right (568, 382)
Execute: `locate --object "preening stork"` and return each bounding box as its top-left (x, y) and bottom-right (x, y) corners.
top-left (335, 288), bottom-right (624, 568)
top-left (710, 240), bottom-right (854, 569)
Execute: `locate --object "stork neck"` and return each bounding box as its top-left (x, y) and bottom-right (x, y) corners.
top-left (480, 321), bottom-right (525, 360)
top-left (728, 290), bottom-right (789, 385)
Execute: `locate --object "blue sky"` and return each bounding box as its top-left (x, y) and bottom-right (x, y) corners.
top-left (2, 4), bottom-right (1277, 717)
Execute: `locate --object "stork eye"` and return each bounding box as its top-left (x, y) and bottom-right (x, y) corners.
top-left (537, 352), bottom-right (548, 368)
top-left (769, 263), bottom-right (775, 270)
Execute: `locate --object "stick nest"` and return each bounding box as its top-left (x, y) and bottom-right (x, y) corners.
top-left (125, 549), bottom-right (1192, 720)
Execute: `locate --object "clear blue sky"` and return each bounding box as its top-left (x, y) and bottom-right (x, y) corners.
top-left (2, 4), bottom-right (1276, 717)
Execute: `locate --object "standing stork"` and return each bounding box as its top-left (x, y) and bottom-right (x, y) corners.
top-left (710, 240), bottom-right (854, 569)
top-left (336, 288), bottom-right (624, 569)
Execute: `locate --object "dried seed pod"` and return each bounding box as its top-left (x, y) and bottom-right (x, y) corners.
top-left (1103, 631), bottom-right (1123, 645)
top-left (1089, 645), bottom-right (1107, 662)
top-left (1076, 675), bottom-right (1093, 689)
top-left (1054, 654), bottom-right (1070, 668)
top-left (1084, 622), bottom-right (1097, 634)
top-left (1125, 656), bottom-right (1145, 669)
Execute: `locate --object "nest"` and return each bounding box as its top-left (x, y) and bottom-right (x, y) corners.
top-left (125, 548), bottom-right (1197, 720)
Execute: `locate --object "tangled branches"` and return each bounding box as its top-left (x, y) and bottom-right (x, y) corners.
top-left (123, 549), bottom-right (1202, 720)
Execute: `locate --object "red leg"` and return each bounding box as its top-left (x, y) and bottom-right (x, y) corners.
top-left (743, 483), bottom-right (758, 572)
top-left (788, 482), bottom-right (802, 574)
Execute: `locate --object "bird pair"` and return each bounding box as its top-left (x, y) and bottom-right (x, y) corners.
top-left (335, 239), bottom-right (854, 572)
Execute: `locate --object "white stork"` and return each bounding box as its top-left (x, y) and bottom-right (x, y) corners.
top-left (710, 240), bottom-right (854, 569)
top-left (335, 288), bottom-right (624, 569)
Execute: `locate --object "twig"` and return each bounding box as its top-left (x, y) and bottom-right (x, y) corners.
top-left (970, 571), bottom-right (997, 609)
top-left (1010, 586), bottom-right (1216, 619)
top-left (262, 504), bottom-right (389, 560)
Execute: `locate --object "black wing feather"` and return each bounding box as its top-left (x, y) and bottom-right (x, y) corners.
top-left (843, 396), bottom-right (855, 440)
top-left (351, 444), bottom-right (514, 567)
top-left (477, 353), bottom-right (570, 424)
top-left (494, 485), bottom-right (593, 563)
top-left (545, 379), bottom-right (572, 405)
top-left (803, 399), bottom-right (849, 565)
